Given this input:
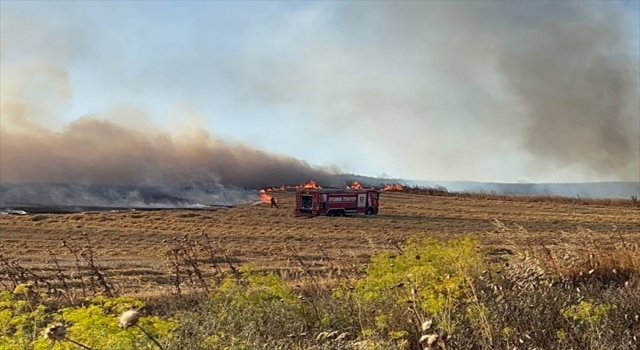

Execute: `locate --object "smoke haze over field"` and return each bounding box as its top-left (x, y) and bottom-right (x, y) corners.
top-left (0, 52), bottom-right (346, 206)
top-left (0, 113), bottom-right (347, 206)
top-left (0, 110), bottom-right (349, 206)
top-left (0, 115), bottom-right (342, 189)
top-left (0, 23), bottom-right (343, 195)
top-left (219, 0), bottom-right (639, 181)
top-left (0, 0), bottom-right (639, 209)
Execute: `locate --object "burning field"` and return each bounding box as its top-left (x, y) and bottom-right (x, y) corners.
top-left (2, 179), bottom-right (637, 276)
top-left (2, 188), bottom-right (638, 289)
top-left (256, 180), bottom-right (405, 204)
top-left (1, 185), bottom-right (639, 349)
top-left (1, 0), bottom-right (639, 347)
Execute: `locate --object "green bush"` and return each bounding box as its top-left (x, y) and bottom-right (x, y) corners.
top-left (2, 233), bottom-right (638, 350)
top-left (170, 265), bottom-right (307, 350)
top-left (327, 236), bottom-right (488, 348)
top-left (0, 285), bottom-right (176, 350)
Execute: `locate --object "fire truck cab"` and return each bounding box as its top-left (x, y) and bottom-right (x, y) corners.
top-left (294, 188), bottom-right (380, 217)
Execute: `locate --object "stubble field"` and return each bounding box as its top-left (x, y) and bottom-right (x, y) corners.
top-left (1, 190), bottom-right (638, 297)
top-left (2, 189), bottom-right (640, 349)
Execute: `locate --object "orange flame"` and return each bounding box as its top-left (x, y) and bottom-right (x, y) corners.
top-left (382, 183), bottom-right (404, 191)
top-left (262, 181), bottom-right (320, 192)
top-left (299, 180), bottom-right (321, 189)
top-left (258, 189), bottom-right (272, 203)
top-left (347, 181), bottom-right (363, 189)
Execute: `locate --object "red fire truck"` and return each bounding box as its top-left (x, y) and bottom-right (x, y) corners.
top-left (294, 188), bottom-right (380, 217)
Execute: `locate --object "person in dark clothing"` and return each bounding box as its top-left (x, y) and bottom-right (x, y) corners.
top-left (270, 196), bottom-right (279, 209)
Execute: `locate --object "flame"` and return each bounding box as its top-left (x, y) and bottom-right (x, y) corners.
top-left (347, 181), bottom-right (363, 189)
top-left (264, 180), bottom-right (389, 194)
top-left (382, 183), bottom-right (404, 191)
top-left (262, 181), bottom-right (321, 192)
top-left (258, 189), bottom-right (272, 203)
top-left (299, 180), bottom-right (321, 189)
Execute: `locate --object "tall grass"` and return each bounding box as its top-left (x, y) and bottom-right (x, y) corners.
top-left (1, 222), bottom-right (638, 349)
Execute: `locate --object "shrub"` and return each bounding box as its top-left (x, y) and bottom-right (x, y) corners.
top-left (0, 285), bottom-right (176, 350)
top-left (170, 265), bottom-right (307, 349)
top-left (334, 236), bottom-right (486, 347)
top-left (2, 232), bottom-right (639, 350)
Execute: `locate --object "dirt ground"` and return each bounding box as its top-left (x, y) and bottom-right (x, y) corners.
top-left (1, 190), bottom-right (638, 294)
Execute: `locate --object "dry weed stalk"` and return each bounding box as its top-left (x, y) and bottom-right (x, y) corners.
top-left (0, 232), bottom-right (117, 303)
top-left (163, 232), bottom-right (240, 297)
top-left (287, 245), bottom-right (323, 327)
top-left (46, 251), bottom-right (75, 305)
top-left (44, 323), bottom-right (94, 350)
top-left (62, 232), bottom-right (117, 297)
top-left (0, 253), bottom-right (65, 302)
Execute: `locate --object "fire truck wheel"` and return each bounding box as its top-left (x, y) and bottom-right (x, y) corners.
top-left (366, 207), bottom-right (375, 215)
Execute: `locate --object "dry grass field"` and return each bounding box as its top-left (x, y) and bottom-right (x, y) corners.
top-left (1, 189), bottom-right (638, 296)
top-left (2, 189), bottom-right (640, 349)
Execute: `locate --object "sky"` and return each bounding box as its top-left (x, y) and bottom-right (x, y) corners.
top-left (1, 0), bottom-right (639, 184)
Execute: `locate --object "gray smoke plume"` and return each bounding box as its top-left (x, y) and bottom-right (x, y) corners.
top-left (0, 43), bottom-right (346, 208)
top-left (1, 0), bottom-right (638, 211)
top-left (0, 109), bottom-right (348, 208)
top-left (219, 0), bottom-right (640, 181)
top-left (0, 114), bottom-right (342, 189)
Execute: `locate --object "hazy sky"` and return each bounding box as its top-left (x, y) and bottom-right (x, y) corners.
top-left (1, 0), bottom-right (639, 183)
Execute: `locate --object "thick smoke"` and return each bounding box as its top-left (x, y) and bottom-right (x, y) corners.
top-left (0, 109), bottom-right (346, 207)
top-left (0, 115), bottom-right (341, 188)
top-left (221, 0), bottom-right (640, 181)
top-left (1, 0), bottom-right (638, 210)
top-left (0, 50), bottom-right (344, 208)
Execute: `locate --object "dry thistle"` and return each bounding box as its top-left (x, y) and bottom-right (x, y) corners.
top-left (419, 333), bottom-right (438, 347)
top-left (44, 323), bottom-right (94, 350)
top-left (119, 310), bottom-right (140, 329)
top-left (427, 333), bottom-right (438, 345)
top-left (44, 323), bottom-right (67, 341)
top-left (335, 332), bottom-right (349, 342)
top-left (119, 310), bottom-right (166, 350)
top-left (421, 319), bottom-right (433, 332)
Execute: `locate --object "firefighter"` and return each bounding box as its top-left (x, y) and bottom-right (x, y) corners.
top-left (270, 196), bottom-right (279, 209)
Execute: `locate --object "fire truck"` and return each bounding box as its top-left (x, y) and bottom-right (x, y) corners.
top-left (294, 188), bottom-right (380, 217)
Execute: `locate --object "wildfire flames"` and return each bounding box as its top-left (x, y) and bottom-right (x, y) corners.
top-left (300, 180), bottom-right (321, 189)
top-left (264, 180), bottom-right (321, 192)
top-left (258, 180), bottom-right (321, 203)
top-left (382, 183), bottom-right (404, 191)
top-left (259, 180), bottom-right (404, 202)
top-left (347, 181), bottom-right (363, 189)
